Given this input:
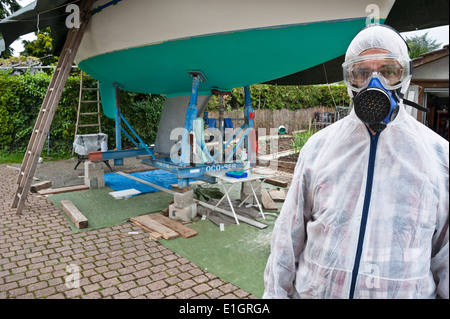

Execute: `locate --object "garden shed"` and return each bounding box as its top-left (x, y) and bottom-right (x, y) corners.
top-left (408, 45), bottom-right (449, 139)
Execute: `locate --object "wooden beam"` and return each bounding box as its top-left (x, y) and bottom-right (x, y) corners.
top-left (277, 160), bottom-right (296, 172)
top-left (60, 200), bottom-right (88, 229)
top-left (261, 189), bottom-right (278, 210)
top-left (195, 200), bottom-right (268, 229)
top-left (264, 177), bottom-right (289, 188)
top-left (122, 167), bottom-right (157, 174)
top-left (269, 189), bottom-right (288, 202)
top-left (149, 232), bottom-right (162, 240)
top-left (38, 184), bottom-right (89, 195)
top-left (130, 215), bottom-right (179, 240)
top-left (30, 181), bottom-right (52, 193)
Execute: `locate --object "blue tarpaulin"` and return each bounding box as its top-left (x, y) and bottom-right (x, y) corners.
top-left (104, 169), bottom-right (179, 195)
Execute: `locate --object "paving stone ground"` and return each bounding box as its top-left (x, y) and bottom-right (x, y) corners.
top-left (0, 164), bottom-right (257, 299)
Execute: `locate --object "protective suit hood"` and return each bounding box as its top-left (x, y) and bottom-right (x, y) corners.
top-left (345, 24), bottom-right (411, 98)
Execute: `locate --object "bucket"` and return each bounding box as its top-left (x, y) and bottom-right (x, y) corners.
top-left (278, 125), bottom-right (286, 135)
top-left (101, 141), bottom-right (108, 152)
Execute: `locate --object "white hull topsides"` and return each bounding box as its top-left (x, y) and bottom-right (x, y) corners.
top-left (76, 0), bottom-right (395, 64)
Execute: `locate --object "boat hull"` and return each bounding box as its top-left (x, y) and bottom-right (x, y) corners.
top-left (75, 0), bottom-right (395, 117)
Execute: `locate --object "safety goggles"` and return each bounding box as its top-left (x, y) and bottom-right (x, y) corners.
top-left (342, 54), bottom-right (412, 92)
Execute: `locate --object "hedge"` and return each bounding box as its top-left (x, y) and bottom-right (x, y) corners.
top-left (206, 83), bottom-right (350, 111)
top-left (0, 70), bottom-right (164, 155)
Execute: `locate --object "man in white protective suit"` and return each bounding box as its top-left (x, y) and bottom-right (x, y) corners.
top-left (263, 24), bottom-right (449, 299)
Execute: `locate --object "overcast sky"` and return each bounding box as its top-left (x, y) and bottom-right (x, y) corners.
top-left (8, 0), bottom-right (450, 56)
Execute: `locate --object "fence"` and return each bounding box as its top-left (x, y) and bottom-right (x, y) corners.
top-left (207, 105), bottom-right (350, 134)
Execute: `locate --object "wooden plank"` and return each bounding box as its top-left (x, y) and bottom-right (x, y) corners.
top-left (149, 231), bottom-right (162, 240)
top-left (170, 180), bottom-right (205, 188)
top-left (261, 189), bottom-right (278, 210)
top-left (38, 184), bottom-right (89, 195)
top-left (268, 188), bottom-right (288, 202)
top-left (264, 177), bottom-right (289, 188)
top-left (31, 180), bottom-right (52, 193)
top-left (60, 200), bottom-right (88, 229)
top-left (277, 161), bottom-right (297, 173)
top-left (122, 167), bottom-right (157, 174)
top-left (130, 215), bottom-right (179, 240)
top-left (147, 213), bottom-right (197, 238)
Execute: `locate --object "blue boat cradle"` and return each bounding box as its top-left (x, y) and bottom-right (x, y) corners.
top-left (90, 72), bottom-right (257, 188)
top-left (224, 118), bottom-right (233, 129)
top-left (207, 118), bottom-right (217, 129)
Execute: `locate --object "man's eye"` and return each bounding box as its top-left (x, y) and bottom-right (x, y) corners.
top-left (353, 67), bottom-right (371, 78)
top-left (380, 65), bottom-right (400, 78)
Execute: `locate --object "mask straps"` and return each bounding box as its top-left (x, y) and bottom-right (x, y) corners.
top-left (397, 92), bottom-right (430, 113)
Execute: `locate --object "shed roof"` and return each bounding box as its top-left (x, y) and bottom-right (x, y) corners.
top-left (413, 45), bottom-right (449, 68)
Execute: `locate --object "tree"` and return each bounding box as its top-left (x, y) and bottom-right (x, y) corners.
top-left (21, 27), bottom-right (59, 65)
top-left (0, 0), bottom-right (21, 58)
top-left (405, 32), bottom-right (442, 59)
top-left (0, 0), bottom-right (21, 21)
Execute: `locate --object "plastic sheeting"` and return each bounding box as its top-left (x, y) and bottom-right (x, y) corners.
top-left (193, 117), bottom-right (208, 164)
top-left (104, 169), bottom-right (179, 195)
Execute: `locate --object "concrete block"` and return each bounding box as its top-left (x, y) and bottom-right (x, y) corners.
top-left (84, 176), bottom-right (98, 189)
top-left (85, 167), bottom-right (104, 179)
top-left (174, 189), bottom-right (194, 208)
top-left (97, 176), bottom-right (105, 188)
top-left (84, 176), bottom-right (105, 189)
top-left (169, 203), bottom-right (197, 223)
top-left (84, 161), bottom-right (103, 171)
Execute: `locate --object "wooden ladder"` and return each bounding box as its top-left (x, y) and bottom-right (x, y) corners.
top-left (72, 71), bottom-right (102, 153)
top-left (12, 0), bottom-right (93, 215)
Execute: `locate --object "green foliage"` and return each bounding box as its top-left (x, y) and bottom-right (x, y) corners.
top-left (0, 0), bottom-right (20, 18)
top-left (21, 28), bottom-right (59, 66)
top-left (0, 71), bottom-right (165, 158)
top-left (0, 55), bottom-right (42, 68)
top-left (291, 129), bottom-right (317, 153)
top-left (0, 151), bottom-right (24, 164)
top-left (405, 32), bottom-right (442, 59)
top-left (206, 83), bottom-right (350, 111)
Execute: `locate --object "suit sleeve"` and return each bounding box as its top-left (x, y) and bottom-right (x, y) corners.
top-left (262, 151), bottom-right (312, 299)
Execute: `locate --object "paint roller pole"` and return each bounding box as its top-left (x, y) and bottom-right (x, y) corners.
top-left (181, 74), bottom-right (201, 168)
top-left (219, 95), bottom-right (224, 163)
top-left (178, 72), bottom-right (205, 174)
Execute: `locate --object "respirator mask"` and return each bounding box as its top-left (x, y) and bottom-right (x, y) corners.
top-left (343, 54), bottom-right (412, 133)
